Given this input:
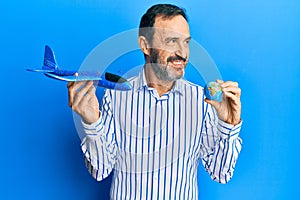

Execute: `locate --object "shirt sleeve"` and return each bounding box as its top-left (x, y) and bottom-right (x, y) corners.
top-left (200, 103), bottom-right (243, 184)
top-left (80, 90), bottom-right (117, 181)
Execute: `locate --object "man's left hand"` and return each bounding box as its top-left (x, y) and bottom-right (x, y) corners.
top-left (205, 80), bottom-right (241, 125)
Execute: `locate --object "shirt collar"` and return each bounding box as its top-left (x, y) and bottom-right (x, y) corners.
top-left (136, 68), bottom-right (148, 91)
top-left (136, 68), bottom-right (184, 95)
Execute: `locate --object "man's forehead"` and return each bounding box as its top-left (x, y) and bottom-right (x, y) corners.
top-left (153, 28), bottom-right (189, 39)
top-left (153, 15), bottom-right (190, 38)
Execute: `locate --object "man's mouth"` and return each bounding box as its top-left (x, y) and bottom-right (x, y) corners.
top-left (170, 60), bottom-right (185, 68)
top-left (167, 56), bottom-right (187, 68)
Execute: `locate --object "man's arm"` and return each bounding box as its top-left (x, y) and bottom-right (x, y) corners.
top-left (68, 81), bottom-right (117, 181)
top-left (201, 80), bottom-right (243, 183)
top-left (200, 104), bottom-right (242, 183)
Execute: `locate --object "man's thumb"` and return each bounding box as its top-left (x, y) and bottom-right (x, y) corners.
top-left (204, 98), bottom-right (218, 107)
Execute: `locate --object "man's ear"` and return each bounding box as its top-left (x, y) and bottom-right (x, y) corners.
top-left (138, 36), bottom-right (150, 56)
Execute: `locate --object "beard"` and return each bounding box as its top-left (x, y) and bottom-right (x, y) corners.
top-left (149, 48), bottom-right (186, 82)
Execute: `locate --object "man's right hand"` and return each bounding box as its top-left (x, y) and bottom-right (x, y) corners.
top-left (67, 81), bottom-right (100, 124)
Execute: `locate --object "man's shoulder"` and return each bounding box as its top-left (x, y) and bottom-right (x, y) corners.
top-left (181, 78), bottom-right (204, 89)
top-left (127, 75), bottom-right (140, 84)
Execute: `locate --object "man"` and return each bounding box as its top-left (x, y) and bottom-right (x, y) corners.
top-left (68, 4), bottom-right (242, 200)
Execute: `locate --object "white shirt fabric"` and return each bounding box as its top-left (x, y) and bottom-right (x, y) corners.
top-left (80, 69), bottom-right (243, 200)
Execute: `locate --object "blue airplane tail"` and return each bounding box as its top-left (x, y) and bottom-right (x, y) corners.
top-left (43, 45), bottom-right (58, 71)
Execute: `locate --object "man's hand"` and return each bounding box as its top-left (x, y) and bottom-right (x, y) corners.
top-left (205, 80), bottom-right (241, 125)
top-left (67, 81), bottom-right (100, 124)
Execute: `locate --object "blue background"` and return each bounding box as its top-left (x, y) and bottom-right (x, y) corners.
top-left (1, 0), bottom-right (299, 199)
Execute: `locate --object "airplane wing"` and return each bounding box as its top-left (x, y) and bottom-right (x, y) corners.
top-left (45, 72), bottom-right (132, 91)
top-left (26, 69), bottom-right (54, 73)
top-left (44, 72), bottom-right (102, 82)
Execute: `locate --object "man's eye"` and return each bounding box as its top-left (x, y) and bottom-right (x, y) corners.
top-left (184, 40), bottom-right (190, 45)
top-left (167, 39), bottom-right (177, 44)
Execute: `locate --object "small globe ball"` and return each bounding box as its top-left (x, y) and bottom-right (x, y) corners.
top-left (204, 82), bottom-right (223, 102)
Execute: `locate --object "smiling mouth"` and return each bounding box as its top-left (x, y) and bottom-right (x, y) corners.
top-left (169, 60), bottom-right (185, 68)
top-left (167, 55), bottom-right (187, 68)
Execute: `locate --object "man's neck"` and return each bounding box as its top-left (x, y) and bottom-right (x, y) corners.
top-left (144, 64), bottom-right (175, 97)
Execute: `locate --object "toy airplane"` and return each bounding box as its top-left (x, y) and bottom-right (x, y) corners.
top-left (27, 45), bottom-right (132, 91)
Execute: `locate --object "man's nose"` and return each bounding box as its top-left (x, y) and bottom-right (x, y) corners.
top-left (175, 43), bottom-right (188, 60)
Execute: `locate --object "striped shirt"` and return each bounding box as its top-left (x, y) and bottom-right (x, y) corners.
top-left (80, 69), bottom-right (242, 200)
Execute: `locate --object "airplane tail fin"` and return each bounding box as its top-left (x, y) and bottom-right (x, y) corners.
top-left (43, 45), bottom-right (59, 71)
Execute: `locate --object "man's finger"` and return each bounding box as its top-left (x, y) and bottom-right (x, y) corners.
top-left (204, 98), bottom-right (220, 108)
top-left (67, 82), bottom-right (74, 88)
top-left (72, 81), bottom-right (91, 93)
top-left (77, 86), bottom-right (96, 110)
top-left (220, 81), bottom-right (238, 88)
top-left (216, 79), bottom-right (224, 84)
top-left (68, 81), bottom-right (93, 107)
top-left (223, 91), bottom-right (240, 102)
top-left (67, 82), bottom-right (75, 107)
top-left (72, 81), bottom-right (94, 109)
top-left (222, 86), bottom-right (241, 97)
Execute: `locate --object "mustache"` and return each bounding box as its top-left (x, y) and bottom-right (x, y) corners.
top-left (167, 55), bottom-right (187, 63)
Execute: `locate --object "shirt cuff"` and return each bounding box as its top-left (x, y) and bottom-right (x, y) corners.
top-left (217, 119), bottom-right (242, 140)
top-left (81, 116), bottom-right (103, 136)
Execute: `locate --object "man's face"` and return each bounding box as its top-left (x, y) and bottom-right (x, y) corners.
top-left (149, 15), bottom-right (191, 82)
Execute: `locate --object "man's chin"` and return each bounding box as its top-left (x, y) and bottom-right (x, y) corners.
top-left (167, 71), bottom-right (184, 81)
top-left (170, 68), bottom-right (185, 78)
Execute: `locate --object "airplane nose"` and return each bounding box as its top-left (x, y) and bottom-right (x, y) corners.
top-left (97, 80), bottom-right (132, 91)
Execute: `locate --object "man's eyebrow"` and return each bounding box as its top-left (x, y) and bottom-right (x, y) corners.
top-left (165, 36), bottom-right (191, 41)
top-left (165, 37), bottom-right (179, 41)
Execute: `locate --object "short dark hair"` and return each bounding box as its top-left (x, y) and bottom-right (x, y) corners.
top-left (139, 4), bottom-right (188, 43)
